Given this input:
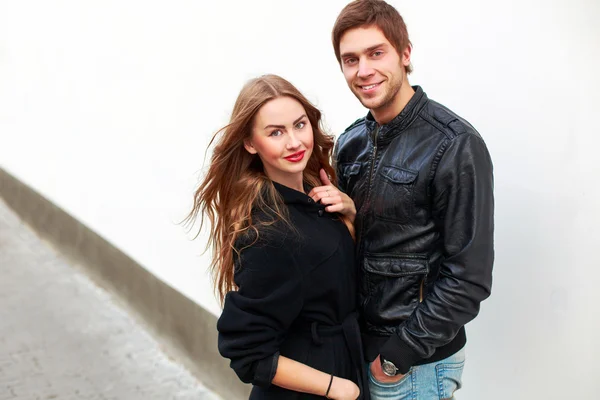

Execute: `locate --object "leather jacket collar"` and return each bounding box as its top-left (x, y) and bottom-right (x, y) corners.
top-left (365, 85), bottom-right (427, 144)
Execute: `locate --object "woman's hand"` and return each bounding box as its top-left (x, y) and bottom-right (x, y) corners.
top-left (308, 169), bottom-right (356, 222)
top-left (271, 356), bottom-right (359, 399)
top-left (327, 376), bottom-right (360, 400)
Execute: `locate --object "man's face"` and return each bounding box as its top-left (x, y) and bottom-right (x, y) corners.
top-left (339, 26), bottom-right (410, 115)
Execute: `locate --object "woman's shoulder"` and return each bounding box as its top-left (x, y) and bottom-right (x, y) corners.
top-left (232, 218), bottom-right (300, 286)
top-left (236, 204), bottom-right (294, 243)
top-left (234, 221), bottom-right (291, 253)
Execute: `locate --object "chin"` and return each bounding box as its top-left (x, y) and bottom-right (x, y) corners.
top-left (284, 164), bottom-right (307, 175)
top-left (360, 97), bottom-right (384, 110)
top-left (354, 92), bottom-right (379, 107)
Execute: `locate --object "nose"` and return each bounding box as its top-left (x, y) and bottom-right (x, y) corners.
top-left (286, 131), bottom-right (301, 150)
top-left (357, 58), bottom-right (374, 79)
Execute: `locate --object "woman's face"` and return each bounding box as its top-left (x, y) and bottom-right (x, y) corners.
top-left (245, 96), bottom-right (314, 188)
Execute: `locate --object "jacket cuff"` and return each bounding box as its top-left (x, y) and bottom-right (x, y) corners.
top-left (253, 351), bottom-right (280, 387)
top-left (379, 334), bottom-right (420, 375)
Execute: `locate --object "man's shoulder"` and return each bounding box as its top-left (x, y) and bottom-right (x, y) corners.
top-left (337, 117), bottom-right (367, 146)
top-left (420, 98), bottom-right (482, 141)
top-left (342, 117), bottom-right (366, 134)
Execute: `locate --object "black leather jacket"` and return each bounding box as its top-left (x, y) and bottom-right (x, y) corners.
top-left (335, 86), bottom-right (494, 374)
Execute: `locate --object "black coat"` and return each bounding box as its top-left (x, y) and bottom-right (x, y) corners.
top-left (217, 182), bottom-right (369, 399)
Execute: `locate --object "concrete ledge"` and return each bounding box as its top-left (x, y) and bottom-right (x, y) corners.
top-left (0, 166), bottom-right (251, 399)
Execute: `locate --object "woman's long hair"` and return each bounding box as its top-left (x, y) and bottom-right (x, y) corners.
top-left (185, 74), bottom-right (353, 304)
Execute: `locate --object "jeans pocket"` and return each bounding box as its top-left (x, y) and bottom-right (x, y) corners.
top-left (368, 364), bottom-right (413, 400)
top-left (435, 360), bottom-right (464, 399)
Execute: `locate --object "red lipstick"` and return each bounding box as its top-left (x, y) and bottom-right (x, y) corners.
top-left (284, 150), bottom-right (306, 162)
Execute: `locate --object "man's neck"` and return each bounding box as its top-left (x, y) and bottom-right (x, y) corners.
top-left (372, 81), bottom-right (415, 125)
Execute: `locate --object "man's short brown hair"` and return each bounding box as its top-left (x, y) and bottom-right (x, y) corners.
top-left (332, 0), bottom-right (413, 73)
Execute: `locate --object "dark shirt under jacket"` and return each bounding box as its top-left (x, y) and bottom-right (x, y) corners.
top-left (217, 182), bottom-right (369, 399)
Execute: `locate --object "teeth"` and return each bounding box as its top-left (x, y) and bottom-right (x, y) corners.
top-left (363, 84), bottom-right (377, 90)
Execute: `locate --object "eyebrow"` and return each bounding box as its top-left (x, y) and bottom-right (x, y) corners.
top-left (340, 43), bottom-right (387, 59)
top-left (264, 114), bottom-right (307, 130)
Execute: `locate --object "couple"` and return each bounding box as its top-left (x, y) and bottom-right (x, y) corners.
top-left (189, 1), bottom-right (494, 399)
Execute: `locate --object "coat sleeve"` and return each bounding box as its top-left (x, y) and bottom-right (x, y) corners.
top-left (379, 132), bottom-right (494, 373)
top-left (217, 235), bottom-right (304, 387)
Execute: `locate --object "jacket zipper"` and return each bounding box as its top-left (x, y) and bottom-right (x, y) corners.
top-left (359, 126), bottom-right (379, 310)
top-left (366, 127), bottom-right (380, 197)
top-left (363, 126), bottom-right (427, 306)
top-left (358, 126), bottom-right (380, 237)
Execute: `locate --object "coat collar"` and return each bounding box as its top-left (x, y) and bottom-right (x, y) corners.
top-left (272, 181), bottom-right (325, 210)
top-left (364, 85), bottom-right (428, 144)
top-left (272, 181), bottom-right (312, 205)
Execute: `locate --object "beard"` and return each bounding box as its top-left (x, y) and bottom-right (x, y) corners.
top-left (353, 73), bottom-right (403, 113)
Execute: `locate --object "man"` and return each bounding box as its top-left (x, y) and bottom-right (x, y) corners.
top-left (331, 1), bottom-right (494, 398)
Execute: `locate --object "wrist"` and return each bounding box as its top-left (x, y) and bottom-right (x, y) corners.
top-left (327, 376), bottom-right (350, 399)
top-left (379, 334), bottom-right (416, 375)
top-left (324, 374), bottom-right (335, 399)
top-left (348, 206), bottom-right (356, 223)
top-left (380, 356), bottom-right (400, 377)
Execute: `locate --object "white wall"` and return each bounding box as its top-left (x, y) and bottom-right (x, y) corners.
top-left (1, 1), bottom-right (598, 398)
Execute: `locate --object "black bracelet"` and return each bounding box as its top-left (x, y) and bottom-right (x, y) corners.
top-left (324, 374), bottom-right (334, 398)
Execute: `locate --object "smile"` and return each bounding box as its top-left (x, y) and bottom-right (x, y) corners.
top-left (284, 150), bottom-right (306, 162)
top-left (359, 82), bottom-right (382, 91)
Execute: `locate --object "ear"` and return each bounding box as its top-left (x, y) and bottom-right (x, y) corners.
top-left (401, 44), bottom-right (412, 68)
top-left (243, 139), bottom-right (258, 155)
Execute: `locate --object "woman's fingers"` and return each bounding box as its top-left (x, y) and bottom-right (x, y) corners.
top-left (325, 203), bottom-right (344, 213)
top-left (307, 187), bottom-right (356, 218)
top-left (318, 192), bottom-right (341, 204)
top-left (308, 186), bottom-right (337, 203)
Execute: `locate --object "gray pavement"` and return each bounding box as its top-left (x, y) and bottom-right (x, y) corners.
top-left (0, 198), bottom-right (220, 400)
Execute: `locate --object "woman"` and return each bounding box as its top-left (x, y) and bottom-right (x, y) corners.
top-left (186, 74), bottom-right (368, 399)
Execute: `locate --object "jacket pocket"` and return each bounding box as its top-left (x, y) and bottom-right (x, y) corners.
top-left (373, 165), bottom-right (417, 223)
top-left (339, 162), bottom-right (362, 196)
top-left (361, 255), bottom-right (428, 329)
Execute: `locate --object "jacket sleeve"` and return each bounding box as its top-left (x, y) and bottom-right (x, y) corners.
top-left (216, 236), bottom-right (304, 387)
top-left (380, 132), bottom-right (494, 373)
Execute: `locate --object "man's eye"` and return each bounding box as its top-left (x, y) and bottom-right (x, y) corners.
top-left (270, 130), bottom-right (283, 137)
top-left (295, 121), bottom-right (306, 129)
top-left (373, 51), bottom-right (383, 57)
top-left (344, 58), bottom-right (357, 65)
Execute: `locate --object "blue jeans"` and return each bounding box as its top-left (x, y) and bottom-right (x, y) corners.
top-left (368, 347), bottom-right (465, 400)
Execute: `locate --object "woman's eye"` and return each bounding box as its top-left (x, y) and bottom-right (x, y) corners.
top-left (270, 130), bottom-right (283, 137)
top-left (295, 121), bottom-right (306, 129)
